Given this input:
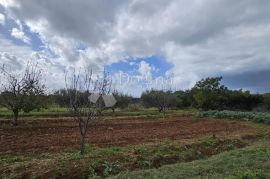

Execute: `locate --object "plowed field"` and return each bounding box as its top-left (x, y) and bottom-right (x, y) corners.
top-left (0, 117), bottom-right (253, 154)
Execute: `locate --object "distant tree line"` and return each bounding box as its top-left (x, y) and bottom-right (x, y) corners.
top-left (187, 77), bottom-right (265, 111)
top-left (141, 77), bottom-right (268, 112)
top-left (43, 76), bottom-right (268, 112)
top-left (1, 74), bottom-right (270, 118)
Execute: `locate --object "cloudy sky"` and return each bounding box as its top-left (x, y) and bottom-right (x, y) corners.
top-left (0, 0), bottom-right (270, 96)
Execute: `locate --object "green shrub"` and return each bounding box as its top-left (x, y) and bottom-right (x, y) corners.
top-left (196, 110), bottom-right (270, 124)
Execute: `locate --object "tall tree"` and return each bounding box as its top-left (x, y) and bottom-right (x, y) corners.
top-left (191, 77), bottom-right (228, 110)
top-left (66, 69), bottom-right (112, 154)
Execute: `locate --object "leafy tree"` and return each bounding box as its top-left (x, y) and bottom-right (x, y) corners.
top-left (51, 89), bottom-right (90, 107)
top-left (0, 63), bottom-right (46, 125)
top-left (52, 89), bottom-right (70, 107)
top-left (141, 89), bottom-right (178, 113)
top-left (227, 90), bottom-right (264, 111)
top-left (112, 91), bottom-right (133, 110)
top-left (191, 76), bottom-right (264, 111)
top-left (191, 77), bottom-right (228, 110)
top-left (174, 90), bottom-right (193, 108)
top-left (263, 93), bottom-right (270, 110)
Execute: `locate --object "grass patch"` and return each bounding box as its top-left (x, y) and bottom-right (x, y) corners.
top-left (0, 136), bottom-right (246, 178)
top-left (0, 107), bottom-right (194, 119)
top-left (132, 136), bottom-right (246, 169)
top-left (113, 144), bottom-right (270, 179)
top-left (0, 155), bottom-right (28, 166)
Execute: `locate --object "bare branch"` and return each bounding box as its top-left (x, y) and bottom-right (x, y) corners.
top-left (65, 68), bottom-right (112, 154)
top-left (0, 62), bottom-right (45, 125)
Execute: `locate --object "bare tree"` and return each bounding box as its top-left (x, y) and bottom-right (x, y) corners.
top-left (65, 68), bottom-right (112, 154)
top-left (94, 70), bottom-right (112, 116)
top-left (141, 89), bottom-right (177, 117)
top-left (0, 62), bottom-right (45, 125)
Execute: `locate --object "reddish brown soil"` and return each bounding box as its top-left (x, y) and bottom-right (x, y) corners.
top-left (0, 117), bottom-right (253, 154)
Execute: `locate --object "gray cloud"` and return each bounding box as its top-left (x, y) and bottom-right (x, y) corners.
top-left (5, 0), bottom-right (130, 45)
top-left (223, 69), bottom-right (270, 93)
top-left (1, 0), bottom-right (270, 93)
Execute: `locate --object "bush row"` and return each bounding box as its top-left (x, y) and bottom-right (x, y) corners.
top-left (196, 110), bottom-right (270, 124)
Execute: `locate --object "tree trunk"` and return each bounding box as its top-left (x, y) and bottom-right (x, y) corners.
top-left (163, 107), bottom-right (165, 118)
top-left (13, 110), bottom-right (19, 126)
top-left (80, 133), bottom-right (87, 155)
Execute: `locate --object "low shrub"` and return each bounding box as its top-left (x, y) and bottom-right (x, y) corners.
top-left (196, 110), bottom-right (270, 124)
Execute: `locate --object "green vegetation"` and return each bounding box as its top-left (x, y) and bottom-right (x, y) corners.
top-left (1, 76), bottom-right (270, 125)
top-left (191, 77), bottom-right (264, 111)
top-left (132, 137), bottom-right (246, 169)
top-left (196, 110), bottom-right (270, 124)
top-left (0, 107), bottom-right (70, 118)
top-left (113, 143), bottom-right (270, 179)
top-left (0, 109), bottom-right (269, 178)
top-left (0, 136), bottom-right (247, 178)
top-left (0, 107), bottom-right (194, 118)
top-left (0, 63), bottom-right (47, 125)
top-left (141, 90), bottom-right (178, 113)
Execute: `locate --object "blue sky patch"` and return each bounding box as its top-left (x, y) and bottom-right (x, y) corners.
top-left (107, 55), bottom-right (173, 79)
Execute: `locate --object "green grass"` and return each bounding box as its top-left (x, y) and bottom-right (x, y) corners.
top-left (196, 110), bottom-right (270, 124)
top-left (0, 107), bottom-right (70, 118)
top-left (0, 155), bottom-right (28, 165)
top-left (132, 137), bottom-right (246, 169)
top-left (112, 143), bottom-right (270, 179)
top-left (0, 136), bottom-right (248, 178)
top-left (0, 107), bottom-right (195, 119)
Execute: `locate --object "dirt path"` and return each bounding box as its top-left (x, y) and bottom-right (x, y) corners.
top-left (0, 117), bottom-right (253, 154)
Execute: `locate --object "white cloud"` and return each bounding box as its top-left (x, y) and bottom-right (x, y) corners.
top-left (10, 28), bottom-right (31, 44)
top-left (0, 35), bottom-right (68, 92)
top-left (0, 13), bottom-right (5, 25)
top-left (138, 61), bottom-right (153, 79)
top-left (1, 0), bottom-right (270, 93)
